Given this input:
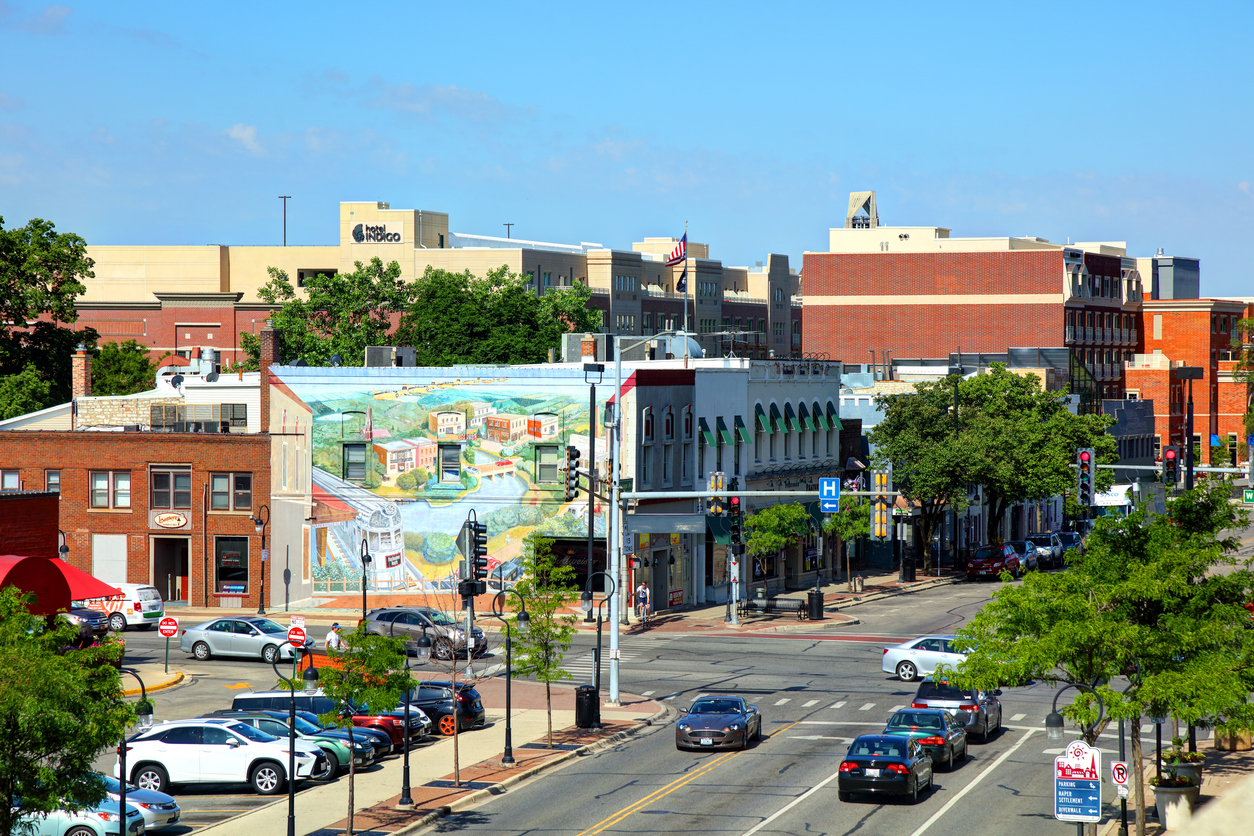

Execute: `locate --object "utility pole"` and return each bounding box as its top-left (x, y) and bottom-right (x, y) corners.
top-left (278, 196), bottom-right (291, 246)
top-left (503, 223), bottom-right (513, 239)
top-left (1177, 367), bottom-right (1203, 490)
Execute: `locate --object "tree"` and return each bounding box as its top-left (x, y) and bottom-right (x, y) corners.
top-left (0, 586), bottom-right (131, 836)
top-left (91, 340), bottom-right (168, 396)
top-left (0, 364), bottom-right (51, 420)
top-left (512, 533), bottom-right (579, 747)
top-left (316, 623), bottom-right (411, 836)
top-left (240, 258), bottom-right (408, 368)
top-left (823, 493), bottom-right (869, 584)
top-left (744, 502), bottom-right (812, 560)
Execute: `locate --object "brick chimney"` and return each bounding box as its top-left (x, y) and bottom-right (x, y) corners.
top-left (580, 333), bottom-right (598, 361)
top-left (258, 323), bottom-right (279, 433)
top-left (72, 344), bottom-right (92, 399)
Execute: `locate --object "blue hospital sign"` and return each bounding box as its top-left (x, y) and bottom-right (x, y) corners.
top-left (819, 478), bottom-right (840, 513)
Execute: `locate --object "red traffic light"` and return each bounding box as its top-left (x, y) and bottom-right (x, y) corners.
top-left (730, 496), bottom-right (740, 509)
top-left (1079, 450), bottom-right (1091, 462)
top-left (1165, 448), bottom-right (1177, 461)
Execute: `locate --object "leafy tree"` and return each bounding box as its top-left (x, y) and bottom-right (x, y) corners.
top-left (0, 364), bottom-right (51, 420)
top-left (744, 502), bottom-right (812, 558)
top-left (240, 258), bottom-right (408, 369)
top-left (0, 586), bottom-right (131, 836)
top-left (316, 623), bottom-right (411, 836)
top-left (823, 494), bottom-right (869, 582)
top-left (512, 533), bottom-right (579, 747)
top-left (91, 339), bottom-right (168, 396)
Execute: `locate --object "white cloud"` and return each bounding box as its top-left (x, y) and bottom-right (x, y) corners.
top-left (1239, 181), bottom-right (1250, 195)
top-left (0, 3), bottom-right (71, 34)
top-left (226, 123), bottom-right (263, 156)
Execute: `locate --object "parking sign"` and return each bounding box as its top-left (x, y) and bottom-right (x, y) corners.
top-left (1054, 740), bottom-right (1102, 823)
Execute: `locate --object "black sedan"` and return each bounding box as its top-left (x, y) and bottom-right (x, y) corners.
top-left (882, 708), bottom-right (968, 771)
top-left (675, 695), bottom-right (762, 750)
top-left (838, 734), bottom-right (934, 803)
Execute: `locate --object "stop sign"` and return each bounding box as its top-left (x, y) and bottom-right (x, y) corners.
top-left (287, 625), bottom-right (307, 645)
top-left (158, 617), bottom-right (179, 638)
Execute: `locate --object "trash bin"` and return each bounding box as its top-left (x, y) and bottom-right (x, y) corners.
top-left (575, 684), bottom-right (599, 729)
top-left (807, 590), bottom-right (825, 621)
top-left (906, 558), bottom-right (917, 582)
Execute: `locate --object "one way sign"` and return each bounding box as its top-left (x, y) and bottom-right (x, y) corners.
top-left (819, 478), bottom-right (840, 513)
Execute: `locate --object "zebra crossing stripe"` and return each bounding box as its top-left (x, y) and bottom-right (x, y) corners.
top-left (775, 698), bottom-right (791, 706)
top-left (641, 691), bottom-right (655, 697)
top-left (859, 703), bottom-right (875, 711)
top-left (890, 705), bottom-right (904, 711)
top-left (1011, 713), bottom-right (1026, 722)
top-left (802, 700), bottom-right (819, 708)
top-left (831, 701), bottom-right (847, 709)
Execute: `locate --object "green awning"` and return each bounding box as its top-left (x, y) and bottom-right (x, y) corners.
top-left (755, 403), bottom-right (773, 435)
top-left (783, 402), bottom-right (801, 433)
top-left (797, 402), bottom-right (815, 432)
top-left (826, 401), bottom-right (843, 432)
top-left (715, 417), bottom-right (734, 446)
top-left (811, 401), bottom-right (828, 431)
top-left (733, 415), bottom-right (752, 445)
top-left (707, 513), bottom-right (732, 546)
top-left (697, 417), bottom-right (716, 446)
top-left (769, 402), bottom-right (785, 434)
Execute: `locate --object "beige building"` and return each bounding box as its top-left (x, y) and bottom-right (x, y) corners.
top-left (427, 410), bottom-right (466, 438)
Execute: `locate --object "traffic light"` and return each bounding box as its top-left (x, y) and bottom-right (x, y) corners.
top-left (708, 471), bottom-right (725, 516)
top-left (628, 556), bottom-right (643, 570)
top-left (728, 477), bottom-right (742, 543)
top-left (1162, 445), bottom-right (1180, 485)
top-left (870, 466), bottom-right (892, 541)
top-left (1076, 448), bottom-right (1095, 506)
top-left (565, 445), bottom-right (580, 501)
top-left (468, 521), bottom-right (488, 581)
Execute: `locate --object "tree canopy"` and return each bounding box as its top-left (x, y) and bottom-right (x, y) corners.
top-left (92, 339), bottom-right (168, 396)
top-left (744, 502), bottom-right (812, 557)
top-left (512, 533), bottom-right (579, 747)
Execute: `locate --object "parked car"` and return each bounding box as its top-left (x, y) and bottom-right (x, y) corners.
top-left (675, 695), bottom-right (762, 750)
top-left (292, 710), bottom-right (393, 759)
top-left (881, 708), bottom-right (968, 771)
top-left (965, 544), bottom-right (1022, 580)
top-left (62, 606), bottom-right (110, 642)
top-left (200, 710), bottom-right (373, 778)
top-left (881, 635), bottom-right (967, 683)
top-left (1057, 531), bottom-right (1085, 561)
top-left (837, 734), bottom-right (934, 803)
top-left (179, 617), bottom-right (314, 662)
top-left (230, 690), bottom-right (430, 752)
top-left (1003, 541), bottom-right (1039, 572)
top-left (16, 799), bottom-right (145, 836)
top-left (77, 583), bottom-right (165, 632)
top-left (361, 607), bottom-right (485, 660)
top-left (1025, 533), bottom-right (1063, 569)
top-left (910, 678), bottom-right (1002, 742)
top-left (98, 773), bottom-right (182, 831)
top-left (401, 680), bottom-right (487, 736)
top-left (115, 719), bottom-right (324, 795)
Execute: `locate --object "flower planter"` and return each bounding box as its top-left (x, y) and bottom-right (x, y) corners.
top-left (1160, 760), bottom-right (1203, 785)
top-left (1153, 784), bottom-right (1199, 831)
top-left (1214, 728), bottom-right (1252, 751)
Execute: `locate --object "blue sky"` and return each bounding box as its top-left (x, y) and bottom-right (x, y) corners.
top-left (2, 1), bottom-right (1251, 295)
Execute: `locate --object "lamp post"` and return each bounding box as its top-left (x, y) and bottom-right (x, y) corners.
top-left (118, 669), bottom-right (155, 836)
top-left (490, 579), bottom-right (530, 766)
top-left (948, 363), bottom-right (962, 569)
top-left (584, 361), bottom-right (605, 606)
top-left (252, 504), bottom-right (270, 615)
top-left (359, 539), bottom-right (371, 620)
top-left (388, 622), bottom-right (430, 807)
top-left (1176, 366), bottom-right (1203, 490)
top-left (580, 571), bottom-right (617, 698)
top-left (1045, 681), bottom-right (1106, 743)
top-left (271, 644), bottom-right (319, 836)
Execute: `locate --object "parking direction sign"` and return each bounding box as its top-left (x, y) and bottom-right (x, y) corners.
top-left (819, 478), bottom-right (840, 513)
top-left (1055, 740), bottom-right (1102, 823)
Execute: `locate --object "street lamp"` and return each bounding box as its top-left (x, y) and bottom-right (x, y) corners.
top-left (1045, 681), bottom-right (1106, 742)
top-left (1176, 366), bottom-right (1204, 490)
top-left (58, 529), bottom-right (69, 559)
top-left (490, 578), bottom-right (530, 765)
top-left (117, 669), bottom-right (154, 836)
top-left (948, 363), bottom-right (962, 569)
top-left (580, 571), bottom-right (617, 699)
top-left (271, 644), bottom-right (319, 836)
top-left (389, 622), bottom-right (431, 807)
top-left (584, 361), bottom-right (605, 609)
top-left (359, 539), bottom-right (372, 620)
top-left (252, 504), bottom-right (270, 615)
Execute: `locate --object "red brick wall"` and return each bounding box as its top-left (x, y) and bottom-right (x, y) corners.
top-left (0, 432), bottom-right (271, 608)
top-left (0, 494), bottom-right (60, 558)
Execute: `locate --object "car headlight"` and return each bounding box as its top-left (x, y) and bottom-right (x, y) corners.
top-left (992, 561), bottom-right (1003, 568)
top-left (727, 724), bottom-right (743, 731)
top-left (676, 723), bottom-right (689, 731)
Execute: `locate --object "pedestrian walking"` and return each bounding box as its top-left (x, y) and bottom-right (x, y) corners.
top-left (325, 622), bottom-right (345, 651)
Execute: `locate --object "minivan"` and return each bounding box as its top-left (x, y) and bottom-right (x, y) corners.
top-left (78, 582), bottom-right (165, 632)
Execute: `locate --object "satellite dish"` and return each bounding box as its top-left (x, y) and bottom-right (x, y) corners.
top-left (330, 354), bottom-right (342, 367)
top-left (170, 374), bottom-right (184, 388)
top-left (206, 371), bottom-right (219, 383)
top-left (292, 358), bottom-right (308, 367)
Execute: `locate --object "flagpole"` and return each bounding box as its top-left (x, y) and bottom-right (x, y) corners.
top-left (683, 220), bottom-right (690, 335)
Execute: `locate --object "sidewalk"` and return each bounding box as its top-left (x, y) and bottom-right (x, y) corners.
top-left (119, 662), bottom-right (184, 696)
top-left (198, 677), bottom-right (665, 836)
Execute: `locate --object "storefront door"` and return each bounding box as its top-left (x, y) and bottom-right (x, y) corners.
top-left (152, 537), bottom-right (189, 602)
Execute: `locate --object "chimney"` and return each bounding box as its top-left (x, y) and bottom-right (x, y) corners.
top-left (580, 333), bottom-right (598, 361)
top-left (72, 344), bottom-right (92, 399)
top-left (258, 323), bottom-right (279, 433)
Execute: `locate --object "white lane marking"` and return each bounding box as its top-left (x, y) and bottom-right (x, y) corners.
top-left (802, 699), bottom-right (819, 708)
top-left (859, 703), bottom-right (875, 711)
top-left (790, 735), bottom-right (854, 741)
top-left (798, 721), bottom-right (889, 727)
top-left (891, 704), bottom-right (905, 711)
top-left (906, 730), bottom-right (1037, 836)
top-left (1141, 724), bottom-right (1151, 733)
top-left (775, 698), bottom-right (792, 706)
top-left (641, 691), bottom-right (655, 697)
top-left (1011, 713), bottom-right (1026, 722)
top-left (739, 759), bottom-right (845, 836)
top-left (831, 701), bottom-right (847, 709)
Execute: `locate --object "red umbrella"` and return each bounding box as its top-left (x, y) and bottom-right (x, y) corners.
top-left (48, 558), bottom-right (123, 601)
top-left (0, 555), bottom-right (73, 615)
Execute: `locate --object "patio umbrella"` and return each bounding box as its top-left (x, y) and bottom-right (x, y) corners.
top-left (48, 558), bottom-right (123, 601)
top-left (0, 555), bottom-right (73, 615)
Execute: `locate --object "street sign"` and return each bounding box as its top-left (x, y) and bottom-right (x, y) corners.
top-left (1244, 489), bottom-right (1254, 504)
top-left (290, 615), bottom-right (305, 629)
top-left (157, 617), bottom-right (179, 638)
top-left (261, 548), bottom-right (270, 562)
top-left (1055, 740), bottom-right (1102, 823)
top-left (819, 478), bottom-right (840, 513)
top-left (287, 625), bottom-right (307, 645)
top-left (1111, 760), bottom-right (1128, 787)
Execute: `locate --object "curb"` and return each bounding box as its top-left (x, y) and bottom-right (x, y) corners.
top-left (389, 701), bottom-right (678, 836)
top-left (122, 671), bottom-right (184, 696)
top-left (825, 576), bottom-right (962, 612)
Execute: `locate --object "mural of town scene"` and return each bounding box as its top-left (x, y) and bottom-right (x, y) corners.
top-left (286, 375), bottom-right (609, 595)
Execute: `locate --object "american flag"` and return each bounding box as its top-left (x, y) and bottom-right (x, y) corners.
top-left (665, 232), bottom-right (687, 266)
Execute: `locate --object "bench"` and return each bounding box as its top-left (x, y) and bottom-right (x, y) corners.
top-left (739, 597), bottom-right (808, 620)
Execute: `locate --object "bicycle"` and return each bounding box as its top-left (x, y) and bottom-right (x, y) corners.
top-left (635, 601), bottom-right (651, 630)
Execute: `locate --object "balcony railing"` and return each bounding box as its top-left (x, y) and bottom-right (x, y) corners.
top-left (1065, 325), bottom-right (1076, 343)
top-left (1128, 329), bottom-right (1137, 343)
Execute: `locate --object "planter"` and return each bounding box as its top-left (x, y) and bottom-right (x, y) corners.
top-left (1214, 728), bottom-right (1253, 751)
top-left (1153, 784), bottom-right (1199, 831)
top-left (1160, 760), bottom-right (1203, 785)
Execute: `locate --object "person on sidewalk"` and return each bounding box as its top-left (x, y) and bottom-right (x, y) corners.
top-left (325, 622), bottom-right (345, 651)
top-left (634, 582), bottom-right (651, 627)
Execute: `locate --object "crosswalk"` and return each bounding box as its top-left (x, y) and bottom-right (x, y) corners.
top-left (561, 635), bottom-right (675, 682)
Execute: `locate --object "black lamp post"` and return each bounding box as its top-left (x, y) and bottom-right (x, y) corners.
top-left (389, 622), bottom-right (431, 807)
top-left (490, 579), bottom-right (530, 766)
top-left (580, 571), bottom-right (617, 698)
top-left (252, 504), bottom-right (270, 615)
top-left (118, 669), bottom-right (155, 836)
top-left (359, 539), bottom-right (371, 620)
top-left (271, 644), bottom-right (319, 836)
top-left (948, 363), bottom-right (962, 568)
top-left (1045, 681), bottom-right (1106, 743)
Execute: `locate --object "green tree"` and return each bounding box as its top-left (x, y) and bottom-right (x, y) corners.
top-left (512, 533), bottom-right (579, 747)
top-left (823, 494), bottom-right (870, 582)
top-left (744, 502), bottom-right (812, 558)
top-left (0, 586), bottom-right (132, 836)
top-left (91, 339), bottom-right (168, 396)
top-left (240, 258), bottom-right (408, 368)
top-left (0, 364), bottom-right (52, 420)
top-left (316, 624), bottom-right (411, 836)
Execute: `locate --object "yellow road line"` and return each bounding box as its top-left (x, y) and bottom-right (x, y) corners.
top-left (573, 720), bottom-right (803, 836)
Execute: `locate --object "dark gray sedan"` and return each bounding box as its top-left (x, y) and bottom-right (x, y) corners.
top-left (675, 695), bottom-right (762, 750)
top-left (180, 616), bottom-right (314, 662)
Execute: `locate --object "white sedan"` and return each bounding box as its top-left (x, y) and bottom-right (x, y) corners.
top-left (881, 635), bottom-right (968, 682)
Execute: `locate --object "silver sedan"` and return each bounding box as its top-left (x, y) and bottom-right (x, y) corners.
top-left (180, 617), bottom-right (313, 662)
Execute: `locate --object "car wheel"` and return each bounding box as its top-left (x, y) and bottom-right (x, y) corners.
top-left (433, 638), bottom-right (455, 661)
top-left (908, 777), bottom-right (919, 804)
top-left (896, 660), bottom-right (918, 682)
top-left (134, 764), bottom-right (169, 793)
top-left (192, 641), bottom-right (211, 661)
top-left (109, 613), bottom-right (127, 632)
top-left (262, 644), bottom-right (280, 664)
top-left (838, 791), bottom-right (853, 802)
top-left (942, 745), bottom-right (953, 771)
top-left (319, 749), bottom-right (339, 780)
top-left (66, 827), bottom-right (97, 836)
top-left (250, 761), bottom-right (285, 795)
top-left (437, 714), bottom-right (457, 736)
top-left (957, 740), bottom-right (968, 762)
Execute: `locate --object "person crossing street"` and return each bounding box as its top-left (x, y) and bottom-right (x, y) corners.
top-left (634, 581), bottom-right (651, 629)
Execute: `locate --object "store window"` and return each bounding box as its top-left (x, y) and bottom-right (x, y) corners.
top-left (89, 471), bottom-right (131, 509)
top-left (439, 444), bottom-right (461, 484)
top-left (535, 445), bottom-right (559, 483)
top-left (210, 473), bottom-right (252, 511)
top-left (214, 536), bottom-right (249, 595)
top-left (151, 467), bottom-right (192, 510)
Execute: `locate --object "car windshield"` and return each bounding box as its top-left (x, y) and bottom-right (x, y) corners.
top-left (424, 610), bottom-right (457, 626)
top-left (229, 722), bottom-right (278, 742)
top-left (887, 712), bottom-right (943, 730)
top-left (250, 619), bottom-right (287, 634)
top-left (1059, 534), bottom-right (1081, 545)
top-left (291, 716), bottom-right (322, 735)
top-left (690, 699), bottom-right (741, 714)
top-left (1005, 542), bottom-right (1027, 554)
top-left (916, 682), bottom-right (974, 701)
top-left (972, 546), bottom-right (1002, 561)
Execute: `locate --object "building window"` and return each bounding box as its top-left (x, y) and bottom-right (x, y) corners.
top-left (535, 444), bottom-right (559, 483)
top-left (296, 268), bottom-right (338, 287)
top-left (343, 443), bottom-right (367, 481)
top-left (640, 443), bottom-right (650, 486)
top-left (716, 440), bottom-right (724, 472)
top-left (663, 443), bottom-right (673, 485)
top-left (682, 441), bottom-right (691, 483)
top-left (45, 470), bottom-right (60, 492)
top-left (1221, 315), bottom-right (1229, 334)
top-left (698, 437), bottom-right (705, 478)
top-left (773, 322), bottom-right (784, 337)
top-left (663, 406), bottom-right (674, 441)
top-left (214, 536), bottom-right (249, 595)
top-left (754, 430), bottom-right (762, 463)
top-left (643, 407), bottom-right (654, 442)
top-left (151, 467), bottom-right (192, 510)
top-left (783, 430), bottom-right (791, 460)
top-left (89, 471), bottom-right (131, 509)
top-left (210, 473), bottom-right (252, 511)
top-left (769, 433), bottom-right (777, 462)
top-left (1, 470), bottom-right (19, 492)
top-left (438, 444), bottom-right (461, 484)
top-left (543, 272), bottom-right (552, 287)
top-left (683, 407), bottom-right (693, 440)
top-left (734, 437), bottom-right (741, 477)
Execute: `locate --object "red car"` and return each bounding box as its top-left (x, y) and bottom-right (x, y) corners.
top-left (965, 544), bottom-right (1022, 581)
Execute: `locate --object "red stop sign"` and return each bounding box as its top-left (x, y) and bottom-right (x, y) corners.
top-left (287, 626), bottom-right (307, 645)
top-left (158, 617), bottom-right (179, 638)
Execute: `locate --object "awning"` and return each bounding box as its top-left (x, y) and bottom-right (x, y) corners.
top-left (53, 558), bottom-right (125, 601)
top-left (733, 416), bottom-right (753, 445)
top-left (707, 514), bottom-right (732, 546)
top-left (755, 403), bottom-right (773, 435)
top-left (846, 456), bottom-right (867, 471)
top-left (698, 417), bottom-right (716, 446)
top-left (0, 555), bottom-right (72, 616)
top-left (769, 402), bottom-right (785, 434)
top-left (826, 401), bottom-right (844, 432)
top-left (716, 417), bottom-right (734, 446)
top-left (783, 402), bottom-right (801, 433)
top-left (797, 402), bottom-right (815, 432)
top-left (812, 401), bottom-right (828, 431)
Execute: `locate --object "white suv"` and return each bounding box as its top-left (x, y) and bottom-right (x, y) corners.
top-left (116, 719), bottom-right (324, 795)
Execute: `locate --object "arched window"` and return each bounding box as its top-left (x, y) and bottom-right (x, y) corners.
top-left (663, 406), bottom-right (674, 441)
top-left (682, 406), bottom-right (693, 440)
top-left (643, 407), bottom-right (654, 442)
